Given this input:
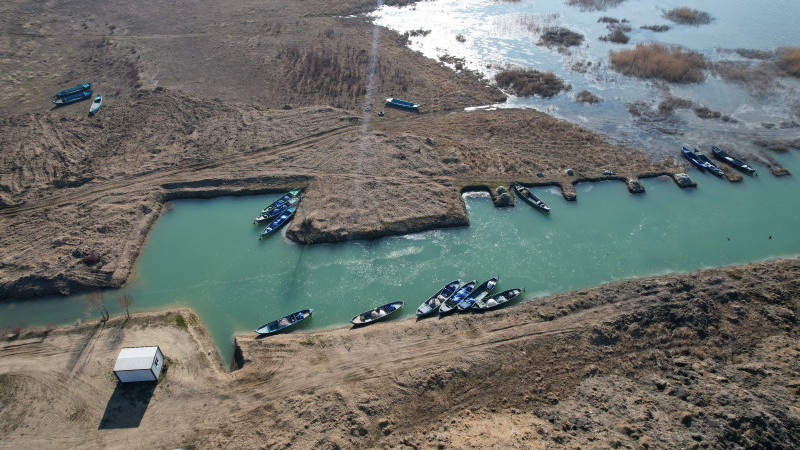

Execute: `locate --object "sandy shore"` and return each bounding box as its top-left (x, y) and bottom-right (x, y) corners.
top-left (2, 258), bottom-right (800, 448)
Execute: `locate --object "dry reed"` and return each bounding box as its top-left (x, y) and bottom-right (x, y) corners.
top-left (495, 69), bottom-right (569, 98)
top-left (777, 47), bottom-right (800, 77)
top-left (609, 42), bottom-right (706, 83)
top-left (663, 8), bottom-right (711, 25)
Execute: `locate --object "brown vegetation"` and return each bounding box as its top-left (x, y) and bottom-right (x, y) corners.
top-left (641, 24), bottom-right (670, 32)
top-left (575, 90), bottom-right (603, 104)
top-left (693, 106), bottom-right (721, 119)
top-left (538, 28), bottom-right (585, 48)
top-left (713, 61), bottom-right (779, 95)
top-left (663, 7), bottom-right (712, 25)
top-left (600, 28), bottom-right (630, 44)
top-left (734, 49), bottom-right (774, 60)
top-left (566, 0), bottom-right (626, 12)
top-left (609, 43), bottom-right (707, 83)
top-left (777, 47), bottom-right (800, 77)
top-left (495, 69), bottom-right (570, 98)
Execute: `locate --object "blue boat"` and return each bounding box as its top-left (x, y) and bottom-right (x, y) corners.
top-left (681, 147), bottom-right (706, 172)
top-left (695, 152), bottom-right (724, 177)
top-left (385, 97), bottom-right (420, 111)
top-left (255, 196), bottom-right (300, 223)
top-left (54, 83), bottom-right (91, 98)
top-left (439, 280), bottom-right (476, 315)
top-left (712, 146), bottom-right (756, 175)
top-left (416, 280), bottom-right (461, 316)
top-left (457, 277), bottom-right (498, 310)
top-left (52, 90), bottom-right (93, 106)
top-left (259, 206), bottom-right (296, 240)
top-left (255, 309), bottom-right (313, 335)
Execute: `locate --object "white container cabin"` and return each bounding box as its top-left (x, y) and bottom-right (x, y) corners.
top-left (113, 346), bottom-right (165, 383)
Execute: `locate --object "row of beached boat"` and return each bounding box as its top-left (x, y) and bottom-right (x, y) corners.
top-left (255, 277), bottom-right (524, 335)
top-left (682, 146), bottom-right (757, 176)
top-left (254, 188), bottom-right (302, 240)
top-left (52, 82), bottom-right (103, 115)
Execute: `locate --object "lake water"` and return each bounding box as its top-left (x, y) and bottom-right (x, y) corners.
top-left (2, 152), bottom-right (799, 365)
top-left (373, 0), bottom-right (800, 155)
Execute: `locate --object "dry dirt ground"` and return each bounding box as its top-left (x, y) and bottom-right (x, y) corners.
top-left (2, 259), bottom-right (800, 448)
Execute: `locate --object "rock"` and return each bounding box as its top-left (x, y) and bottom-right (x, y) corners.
top-left (536, 172), bottom-right (544, 178)
top-left (566, 168), bottom-right (574, 176)
top-left (425, 137), bottom-right (436, 146)
top-left (673, 172), bottom-right (696, 188)
top-left (626, 178), bottom-right (645, 194)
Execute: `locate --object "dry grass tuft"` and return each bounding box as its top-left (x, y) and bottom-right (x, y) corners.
top-left (777, 47), bottom-right (800, 77)
top-left (734, 49), bottom-right (774, 60)
top-left (713, 61), bottom-right (780, 95)
top-left (600, 28), bottom-right (629, 44)
top-left (663, 8), bottom-right (712, 26)
top-left (538, 27), bottom-right (584, 47)
top-left (609, 42), bottom-right (707, 83)
top-left (566, 0), bottom-right (626, 12)
top-left (495, 69), bottom-right (570, 98)
top-left (575, 90), bottom-right (603, 104)
top-left (641, 24), bottom-right (670, 32)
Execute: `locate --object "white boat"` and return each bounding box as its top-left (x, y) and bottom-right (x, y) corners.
top-left (89, 94), bottom-right (102, 116)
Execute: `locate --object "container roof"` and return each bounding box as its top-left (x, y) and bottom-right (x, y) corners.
top-left (114, 346), bottom-right (160, 372)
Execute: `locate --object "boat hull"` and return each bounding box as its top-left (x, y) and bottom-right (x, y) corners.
top-left (439, 281), bottom-right (476, 315)
top-left (457, 277), bottom-right (498, 310)
top-left (712, 146), bottom-right (756, 175)
top-left (416, 280), bottom-right (460, 316)
top-left (512, 183), bottom-right (550, 214)
top-left (53, 90), bottom-right (93, 106)
top-left (55, 83), bottom-right (92, 98)
top-left (256, 309), bottom-right (313, 335)
top-left (351, 301), bottom-right (404, 325)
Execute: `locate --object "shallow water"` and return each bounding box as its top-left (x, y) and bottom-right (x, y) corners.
top-left (373, 0), bottom-right (800, 155)
top-left (2, 153), bottom-right (799, 365)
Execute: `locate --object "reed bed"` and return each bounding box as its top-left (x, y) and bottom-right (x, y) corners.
top-left (495, 69), bottom-right (569, 98)
top-left (609, 42), bottom-right (706, 83)
top-left (777, 47), bottom-right (800, 77)
top-left (663, 8), bottom-right (712, 25)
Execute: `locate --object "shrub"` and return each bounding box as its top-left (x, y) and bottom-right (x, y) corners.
top-left (609, 42), bottom-right (706, 83)
top-left (575, 90), bottom-right (603, 104)
top-left (495, 69), bottom-right (570, 98)
top-left (600, 28), bottom-right (629, 44)
top-left (538, 28), bottom-right (584, 47)
top-left (663, 8), bottom-right (711, 26)
top-left (777, 47), bottom-right (800, 77)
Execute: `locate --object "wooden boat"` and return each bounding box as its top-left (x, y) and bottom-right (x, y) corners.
top-left (54, 82), bottom-right (91, 98)
top-left (457, 277), bottom-right (498, 310)
top-left (416, 280), bottom-right (461, 316)
top-left (88, 94), bottom-right (102, 116)
top-left (52, 90), bottom-right (93, 106)
top-left (350, 301), bottom-right (404, 325)
top-left (712, 146), bottom-right (756, 175)
top-left (471, 288), bottom-right (525, 311)
top-left (439, 280), bottom-right (476, 315)
top-left (255, 196), bottom-right (300, 223)
top-left (255, 309), bottom-right (313, 335)
top-left (259, 206), bottom-right (296, 240)
top-left (696, 152), bottom-right (724, 177)
top-left (681, 147), bottom-right (706, 172)
top-left (258, 188), bottom-right (301, 215)
top-left (385, 97), bottom-right (420, 111)
top-left (512, 183), bottom-right (550, 214)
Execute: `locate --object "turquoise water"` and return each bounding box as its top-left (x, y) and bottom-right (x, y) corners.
top-left (2, 153), bottom-right (799, 365)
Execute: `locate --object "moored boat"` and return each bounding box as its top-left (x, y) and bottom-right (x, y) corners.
top-left (695, 152), bottom-right (724, 177)
top-left (255, 309), bottom-right (313, 335)
top-left (457, 277), bottom-right (498, 310)
top-left (255, 196), bottom-right (300, 223)
top-left (385, 97), bottom-right (420, 111)
top-left (52, 90), bottom-right (93, 106)
top-left (471, 288), bottom-right (525, 311)
top-left (439, 280), bottom-right (476, 315)
top-left (88, 94), bottom-right (102, 116)
top-left (257, 188), bottom-right (301, 218)
top-left (259, 206), bottom-right (296, 239)
top-left (711, 146), bottom-right (756, 175)
top-left (512, 182), bottom-right (550, 214)
top-left (54, 82), bottom-right (91, 98)
top-left (350, 301), bottom-right (404, 325)
top-left (681, 147), bottom-right (706, 172)
top-left (416, 280), bottom-right (461, 316)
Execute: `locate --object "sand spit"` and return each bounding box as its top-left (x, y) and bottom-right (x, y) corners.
top-left (2, 258), bottom-right (800, 448)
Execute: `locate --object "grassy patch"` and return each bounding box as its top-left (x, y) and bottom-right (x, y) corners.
top-left (713, 61), bottom-right (779, 95)
top-left (663, 8), bottom-right (712, 25)
top-left (609, 42), bottom-right (706, 83)
top-left (600, 28), bottom-right (629, 44)
top-left (777, 47), bottom-right (800, 77)
top-left (174, 314), bottom-right (187, 330)
top-left (538, 27), bottom-right (584, 47)
top-left (495, 69), bottom-right (570, 98)
top-left (575, 90), bottom-right (603, 104)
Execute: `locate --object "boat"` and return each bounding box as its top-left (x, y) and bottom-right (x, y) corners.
top-left (255, 196), bottom-right (300, 223)
top-left (416, 280), bottom-right (461, 316)
top-left (439, 280), bottom-right (476, 315)
top-left (695, 152), bottom-right (724, 177)
top-left (88, 94), bottom-right (102, 116)
top-left (712, 146), bottom-right (757, 175)
top-left (681, 147), bottom-right (706, 172)
top-left (259, 188), bottom-right (301, 215)
top-left (54, 82), bottom-right (91, 98)
top-left (52, 90), bottom-right (93, 106)
top-left (350, 301), bottom-right (404, 325)
top-left (472, 288), bottom-right (525, 311)
top-left (255, 309), bottom-right (313, 335)
top-left (512, 182), bottom-right (550, 214)
top-left (385, 97), bottom-right (420, 111)
top-left (259, 206), bottom-right (296, 240)
top-left (457, 277), bottom-right (498, 310)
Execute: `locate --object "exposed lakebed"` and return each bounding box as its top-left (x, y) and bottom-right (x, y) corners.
top-left (2, 152), bottom-right (799, 364)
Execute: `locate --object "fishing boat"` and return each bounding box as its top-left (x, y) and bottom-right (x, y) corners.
top-left (681, 147), bottom-right (706, 172)
top-left (255, 309), bottom-right (313, 335)
top-left (439, 280), bottom-right (476, 315)
top-left (457, 277), bottom-right (498, 310)
top-left (512, 182), bottom-right (550, 214)
top-left (54, 82), bottom-right (91, 98)
top-left (385, 97), bottom-right (420, 111)
top-left (88, 94), bottom-right (102, 116)
top-left (471, 288), bottom-right (525, 311)
top-left (259, 206), bottom-right (296, 240)
top-left (255, 196), bottom-right (300, 223)
top-left (416, 280), bottom-right (461, 316)
top-left (259, 188), bottom-right (301, 214)
top-left (350, 301), bottom-right (404, 326)
top-left (712, 146), bottom-right (757, 175)
top-left (695, 152), bottom-right (724, 177)
top-left (52, 90), bottom-right (93, 106)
